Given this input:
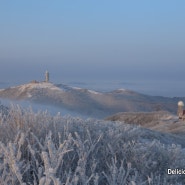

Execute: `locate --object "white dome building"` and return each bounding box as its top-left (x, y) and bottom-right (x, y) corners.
top-left (178, 101), bottom-right (184, 107)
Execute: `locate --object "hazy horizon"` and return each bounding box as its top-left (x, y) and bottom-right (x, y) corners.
top-left (0, 1), bottom-right (185, 96)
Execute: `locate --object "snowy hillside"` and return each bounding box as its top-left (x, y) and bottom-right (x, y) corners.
top-left (0, 81), bottom-right (184, 118)
top-left (0, 105), bottom-right (185, 184)
top-left (105, 111), bottom-right (185, 136)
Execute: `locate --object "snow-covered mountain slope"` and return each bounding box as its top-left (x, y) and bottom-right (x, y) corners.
top-left (0, 82), bottom-right (63, 99)
top-left (105, 111), bottom-right (185, 136)
top-left (0, 81), bottom-right (184, 118)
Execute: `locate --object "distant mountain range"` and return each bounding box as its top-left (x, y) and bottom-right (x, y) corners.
top-left (0, 81), bottom-right (184, 118)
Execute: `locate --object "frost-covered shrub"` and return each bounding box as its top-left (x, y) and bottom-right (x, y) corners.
top-left (0, 105), bottom-right (185, 184)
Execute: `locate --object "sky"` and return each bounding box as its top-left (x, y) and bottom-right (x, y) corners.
top-left (0, 0), bottom-right (185, 85)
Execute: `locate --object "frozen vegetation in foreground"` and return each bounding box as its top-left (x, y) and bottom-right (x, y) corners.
top-left (0, 105), bottom-right (185, 184)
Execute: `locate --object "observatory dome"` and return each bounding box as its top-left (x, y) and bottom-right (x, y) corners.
top-left (178, 101), bottom-right (184, 106)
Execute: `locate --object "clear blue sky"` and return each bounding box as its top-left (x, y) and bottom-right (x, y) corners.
top-left (0, 0), bottom-right (185, 83)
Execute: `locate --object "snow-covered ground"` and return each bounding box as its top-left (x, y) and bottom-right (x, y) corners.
top-left (106, 111), bottom-right (185, 136)
top-left (88, 89), bottom-right (101, 95)
top-left (18, 82), bottom-right (63, 92)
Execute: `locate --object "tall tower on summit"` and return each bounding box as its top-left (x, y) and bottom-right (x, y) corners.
top-left (45, 70), bottom-right (49, 82)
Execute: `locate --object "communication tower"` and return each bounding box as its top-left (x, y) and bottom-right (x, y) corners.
top-left (45, 70), bottom-right (49, 82)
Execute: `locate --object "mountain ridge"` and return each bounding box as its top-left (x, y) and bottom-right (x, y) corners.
top-left (0, 81), bottom-right (183, 118)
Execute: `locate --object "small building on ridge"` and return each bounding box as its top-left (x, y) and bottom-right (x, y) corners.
top-left (178, 101), bottom-right (185, 120)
